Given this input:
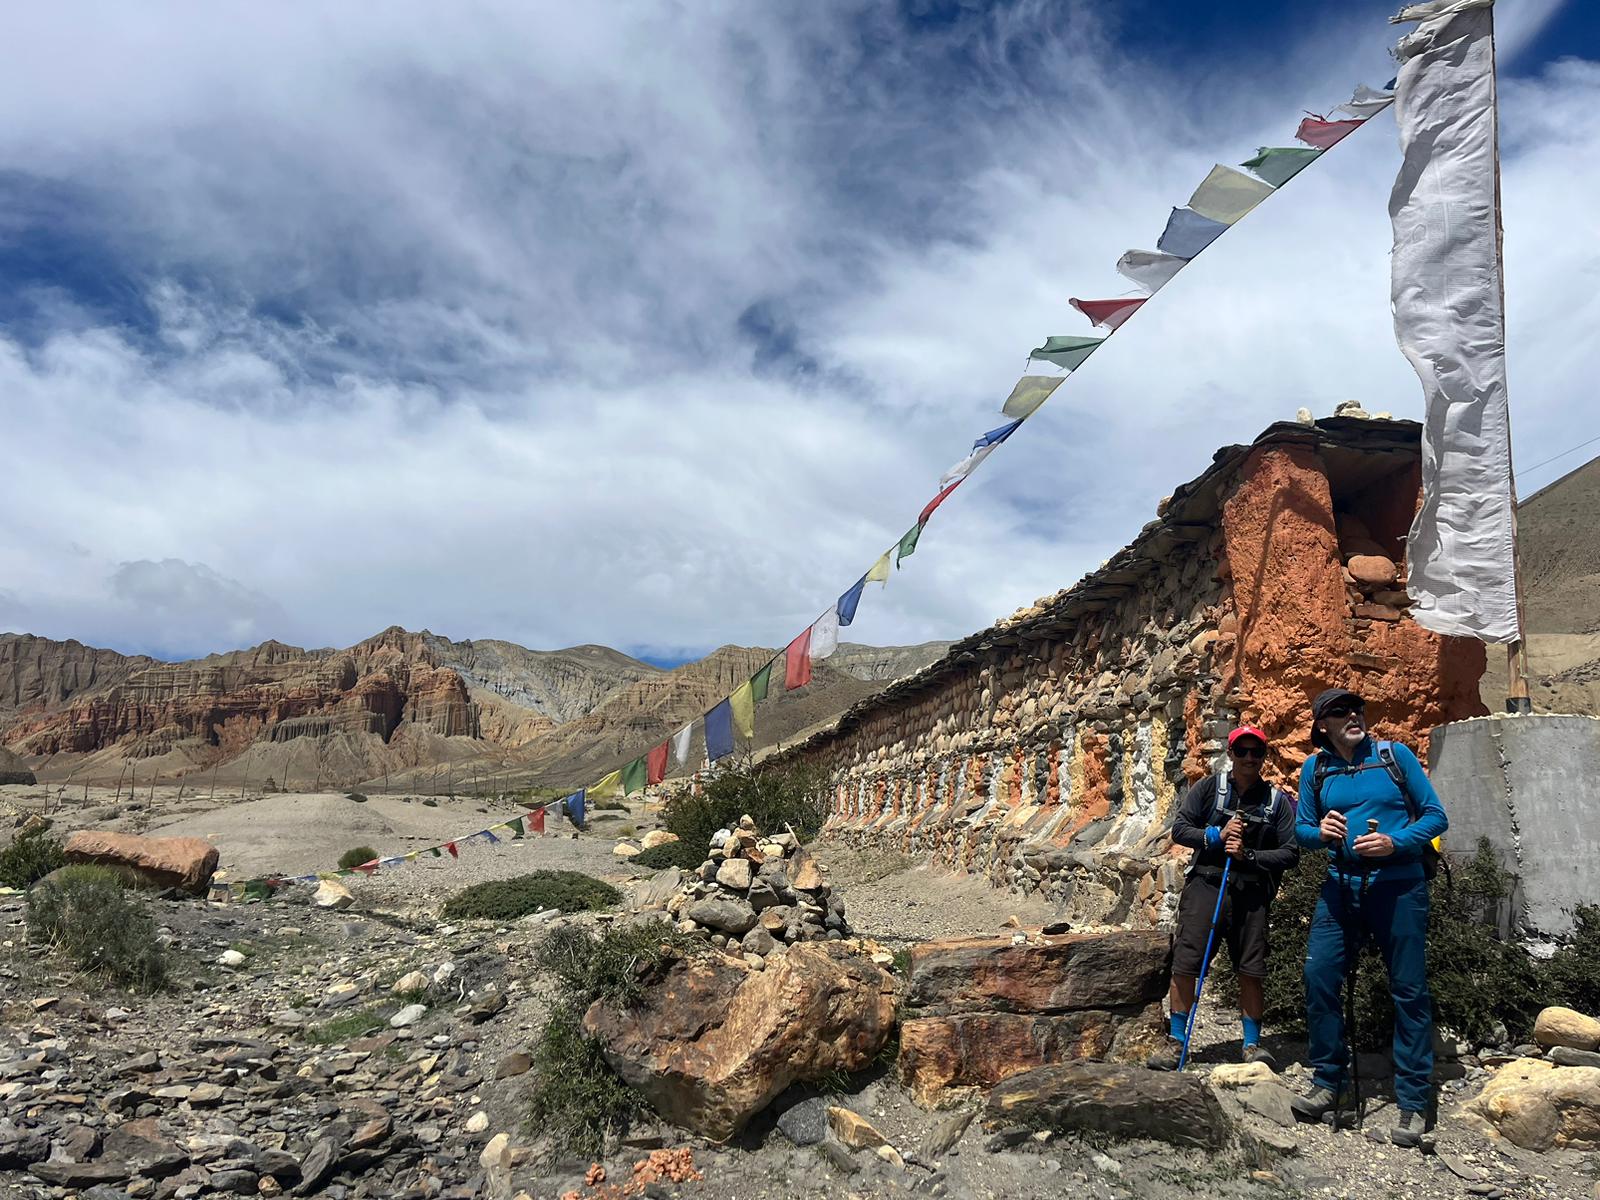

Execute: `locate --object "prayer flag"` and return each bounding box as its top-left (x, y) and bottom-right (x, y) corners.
top-left (811, 605), bottom-right (841, 660)
top-left (751, 659), bottom-right (774, 701)
top-left (1390, 0), bottom-right (1518, 642)
top-left (479, 828), bottom-right (500, 844)
top-left (622, 755), bottom-right (648, 795)
top-left (1336, 82), bottom-right (1394, 119)
top-left (1115, 250), bottom-right (1187, 293)
top-left (1156, 207), bottom-right (1228, 259)
top-left (730, 680), bottom-right (755, 738)
top-left (647, 741), bottom-right (670, 786)
top-left (941, 419), bottom-right (1023, 488)
top-left (1295, 115), bottom-right (1360, 149)
top-left (837, 577), bottom-right (867, 626)
top-left (896, 523), bottom-right (922, 566)
top-left (670, 722), bottom-right (694, 765)
top-left (785, 628), bottom-right (813, 689)
top-left (1186, 164), bottom-right (1274, 224)
top-left (1027, 334), bottom-right (1102, 372)
top-left (1001, 374), bottom-right (1065, 420)
top-left (1068, 297), bottom-right (1146, 331)
top-left (426, 847), bottom-right (442, 859)
top-left (919, 479), bottom-right (962, 525)
top-left (705, 699), bottom-right (735, 762)
top-left (866, 553), bottom-right (892, 585)
top-left (445, 842), bottom-right (458, 859)
top-left (381, 856), bottom-right (404, 867)
top-left (565, 789), bottom-right (586, 827)
top-left (507, 816), bottom-right (524, 838)
top-left (530, 806), bottom-right (546, 833)
top-left (591, 770), bottom-right (622, 798)
top-left (1240, 146), bottom-right (1321, 187)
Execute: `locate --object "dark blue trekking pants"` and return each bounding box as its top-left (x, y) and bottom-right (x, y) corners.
top-left (1303, 874), bottom-right (1433, 1113)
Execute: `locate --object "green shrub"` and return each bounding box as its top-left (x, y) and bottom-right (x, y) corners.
top-left (526, 1002), bottom-right (646, 1159)
top-left (660, 764), bottom-right (827, 855)
top-left (27, 867), bottom-right (167, 990)
top-left (338, 846), bottom-right (379, 870)
top-left (526, 920), bottom-right (697, 1158)
top-left (441, 870), bottom-right (620, 922)
top-left (0, 827), bottom-right (66, 888)
top-left (631, 839), bottom-right (704, 872)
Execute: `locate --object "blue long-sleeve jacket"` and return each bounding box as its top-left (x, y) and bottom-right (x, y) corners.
top-left (1295, 737), bottom-right (1447, 885)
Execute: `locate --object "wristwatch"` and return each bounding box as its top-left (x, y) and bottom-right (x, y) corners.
top-left (1243, 849), bottom-right (1258, 865)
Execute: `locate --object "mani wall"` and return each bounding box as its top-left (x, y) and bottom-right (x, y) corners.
top-left (778, 416), bottom-right (1488, 929)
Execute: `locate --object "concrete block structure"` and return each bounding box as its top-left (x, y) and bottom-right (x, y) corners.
top-left (777, 417), bottom-right (1488, 928)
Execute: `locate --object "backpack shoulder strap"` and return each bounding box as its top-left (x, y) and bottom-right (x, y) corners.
top-left (1375, 740), bottom-right (1420, 822)
top-left (1213, 768), bottom-right (1230, 821)
top-left (1310, 750), bottom-right (1341, 813)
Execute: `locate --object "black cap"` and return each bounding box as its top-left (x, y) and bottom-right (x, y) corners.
top-left (1310, 687), bottom-right (1365, 749)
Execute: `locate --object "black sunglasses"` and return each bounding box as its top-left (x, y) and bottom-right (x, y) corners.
top-left (1230, 744), bottom-right (1267, 759)
top-left (1323, 704), bottom-right (1365, 719)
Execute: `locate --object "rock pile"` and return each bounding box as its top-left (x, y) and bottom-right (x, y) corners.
top-left (663, 817), bottom-right (848, 965)
top-left (1463, 1005), bottom-right (1600, 1150)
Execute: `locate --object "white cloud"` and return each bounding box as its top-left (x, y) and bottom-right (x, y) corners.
top-left (0, 1), bottom-right (1588, 661)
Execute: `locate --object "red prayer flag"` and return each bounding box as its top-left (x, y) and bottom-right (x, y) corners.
top-left (355, 860), bottom-right (378, 875)
top-left (1068, 296), bottom-right (1146, 331)
top-left (785, 628), bottom-right (813, 690)
top-left (919, 479), bottom-right (963, 525)
top-left (1295, 115), bottom-right (1360, 149)
top-left (646, 741), bottom-right (670, 786)
top-left (445, 841), bottom-right (458, 859)
top-left (529, 807), bottom-right (546, 834)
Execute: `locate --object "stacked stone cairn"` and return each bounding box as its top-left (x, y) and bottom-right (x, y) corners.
top-left (666, 816), bottom-right (849, 966)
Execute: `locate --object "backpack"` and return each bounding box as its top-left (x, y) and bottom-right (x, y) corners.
top-left (1310, 740), bottom-right (1445, 882)
top-left (1190, 771), bottom-right (1293, 882)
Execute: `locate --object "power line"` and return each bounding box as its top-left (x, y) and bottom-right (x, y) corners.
top-left (1516, 433), bottom-right (1600, 481)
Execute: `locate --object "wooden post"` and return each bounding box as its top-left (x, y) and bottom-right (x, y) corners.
top-left (1488, 9), bottom-right (1533, 716)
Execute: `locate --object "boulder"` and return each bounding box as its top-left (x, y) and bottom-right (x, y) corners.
top-left (641, 830), bottom-right (680, 850)
top-left (1533, 1006), bottom-right (1600, 1052)
top-left (1347, 554), bottom-right (1399, 588)
top-left (685, 896), bottom-right (758, 936)
top-left (584, 941), bottom-right (898, 1141)
top-left (904, 931), bottom-right (1170, 1015)
top-left (1465, 1058), bottom-right (1600, 1151)
top-left (899, 1010), bottom-right (1157, 1108)
top-left (715, 859), bottom-right (753, 891)
top-left (629, 869), bottom-right (684, 912)
top-left (314, 879), bottom-right (354, 910)
top-left (985, 1062), bottom-right (1232, 1150)
top-left (614, 843), bottom-right (641, 858)
top-left (786, 848), bottom-right (825, 891)
top-left (63, 830), bottom-right (219, 894)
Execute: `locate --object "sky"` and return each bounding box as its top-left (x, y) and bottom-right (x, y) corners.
top-left (1, 0), bottom-right (1596, 665)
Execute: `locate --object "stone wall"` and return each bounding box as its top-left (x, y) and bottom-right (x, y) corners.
top-left (779, 417), bottom-right (1487, 928)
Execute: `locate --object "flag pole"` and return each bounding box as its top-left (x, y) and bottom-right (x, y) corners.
top-left (1486, 5), bottom-right (1534, 714)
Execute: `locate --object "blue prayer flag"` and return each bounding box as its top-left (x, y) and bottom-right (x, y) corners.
top-left (837, 576), bottom-right (867, 627)
top-left (1156, 207), bottom-right (1228, 259)
top-left (705, 699), bottom-right (735, 762)
top-left (564, 789), bottom-right (586, 827)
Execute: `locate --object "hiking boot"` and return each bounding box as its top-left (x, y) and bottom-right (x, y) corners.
top-left (1390, 1110), bottom-right (1425, 1148)
top-left (1290, 1085), bottom-right (1345, 1123)
top-left (1243, 1043), bottom-right (1278, 1072)
top-left (1146, 1036), bottom-right (1185, 1072)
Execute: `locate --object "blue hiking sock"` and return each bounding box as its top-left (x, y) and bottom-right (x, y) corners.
top-left (1242, 1016), bottom-right (1262, 1047)
top-left (1170, 1011), bottom-right (1189, 1041)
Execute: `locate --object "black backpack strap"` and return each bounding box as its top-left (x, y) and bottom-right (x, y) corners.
top-left (1375, 741), bottom-right (1418, 821)
top-left (1310, 751), bottom-right (1342, 815)
top-left (1212, 768), bottom-right (1230, 823)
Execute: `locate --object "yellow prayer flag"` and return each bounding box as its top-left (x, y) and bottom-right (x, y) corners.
top-left (591, 769), bottom-right (623, 798)
top-left (1187, 164), bottom-right (1273, 225)
top-left (866, 552), bottom-right (891, 584)
top-left (730, 681), bottom-right (755, 739)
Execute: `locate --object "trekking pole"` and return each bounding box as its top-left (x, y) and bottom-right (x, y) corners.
top-left (1178, 847), bottom-right (1232, 1071)
top-left (1338, 818), bottom-right (1380, 1131)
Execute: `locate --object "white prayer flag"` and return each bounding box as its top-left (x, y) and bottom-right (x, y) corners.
top-left (1114, 249), bottom-right (1187, 294)
top-left (671, 722), bottom-right (694, 765)
top-left (1337, 82), bottom-right (1395, 119)
top-left (1391, 0), bottom-right (1520, 643)
top-left (810, 605), bottom-right (841, 660)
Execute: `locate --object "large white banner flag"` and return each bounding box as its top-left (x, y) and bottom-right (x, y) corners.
top-left (1391, 0), bottom-right (1521, 643)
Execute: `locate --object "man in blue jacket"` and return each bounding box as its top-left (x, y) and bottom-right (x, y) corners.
top-left (1289, 687), bottom-right (1446, 1148)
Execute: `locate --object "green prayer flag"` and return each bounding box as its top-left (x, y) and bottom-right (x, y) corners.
top-left (896, 523), bottom-right (923, 566)
top-left (621, 755), bottom-right (648, 795)
top-left (1240, 146), bottom-right (1320, 188)
top-left (507, 816), bottom-right (524, 838)
top-left (1028, 335), bottom-right (1102, 372)
top-left (751, 660), bottom-right (774, 702)
top-left (427, 847), bottom-right (442, 859)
